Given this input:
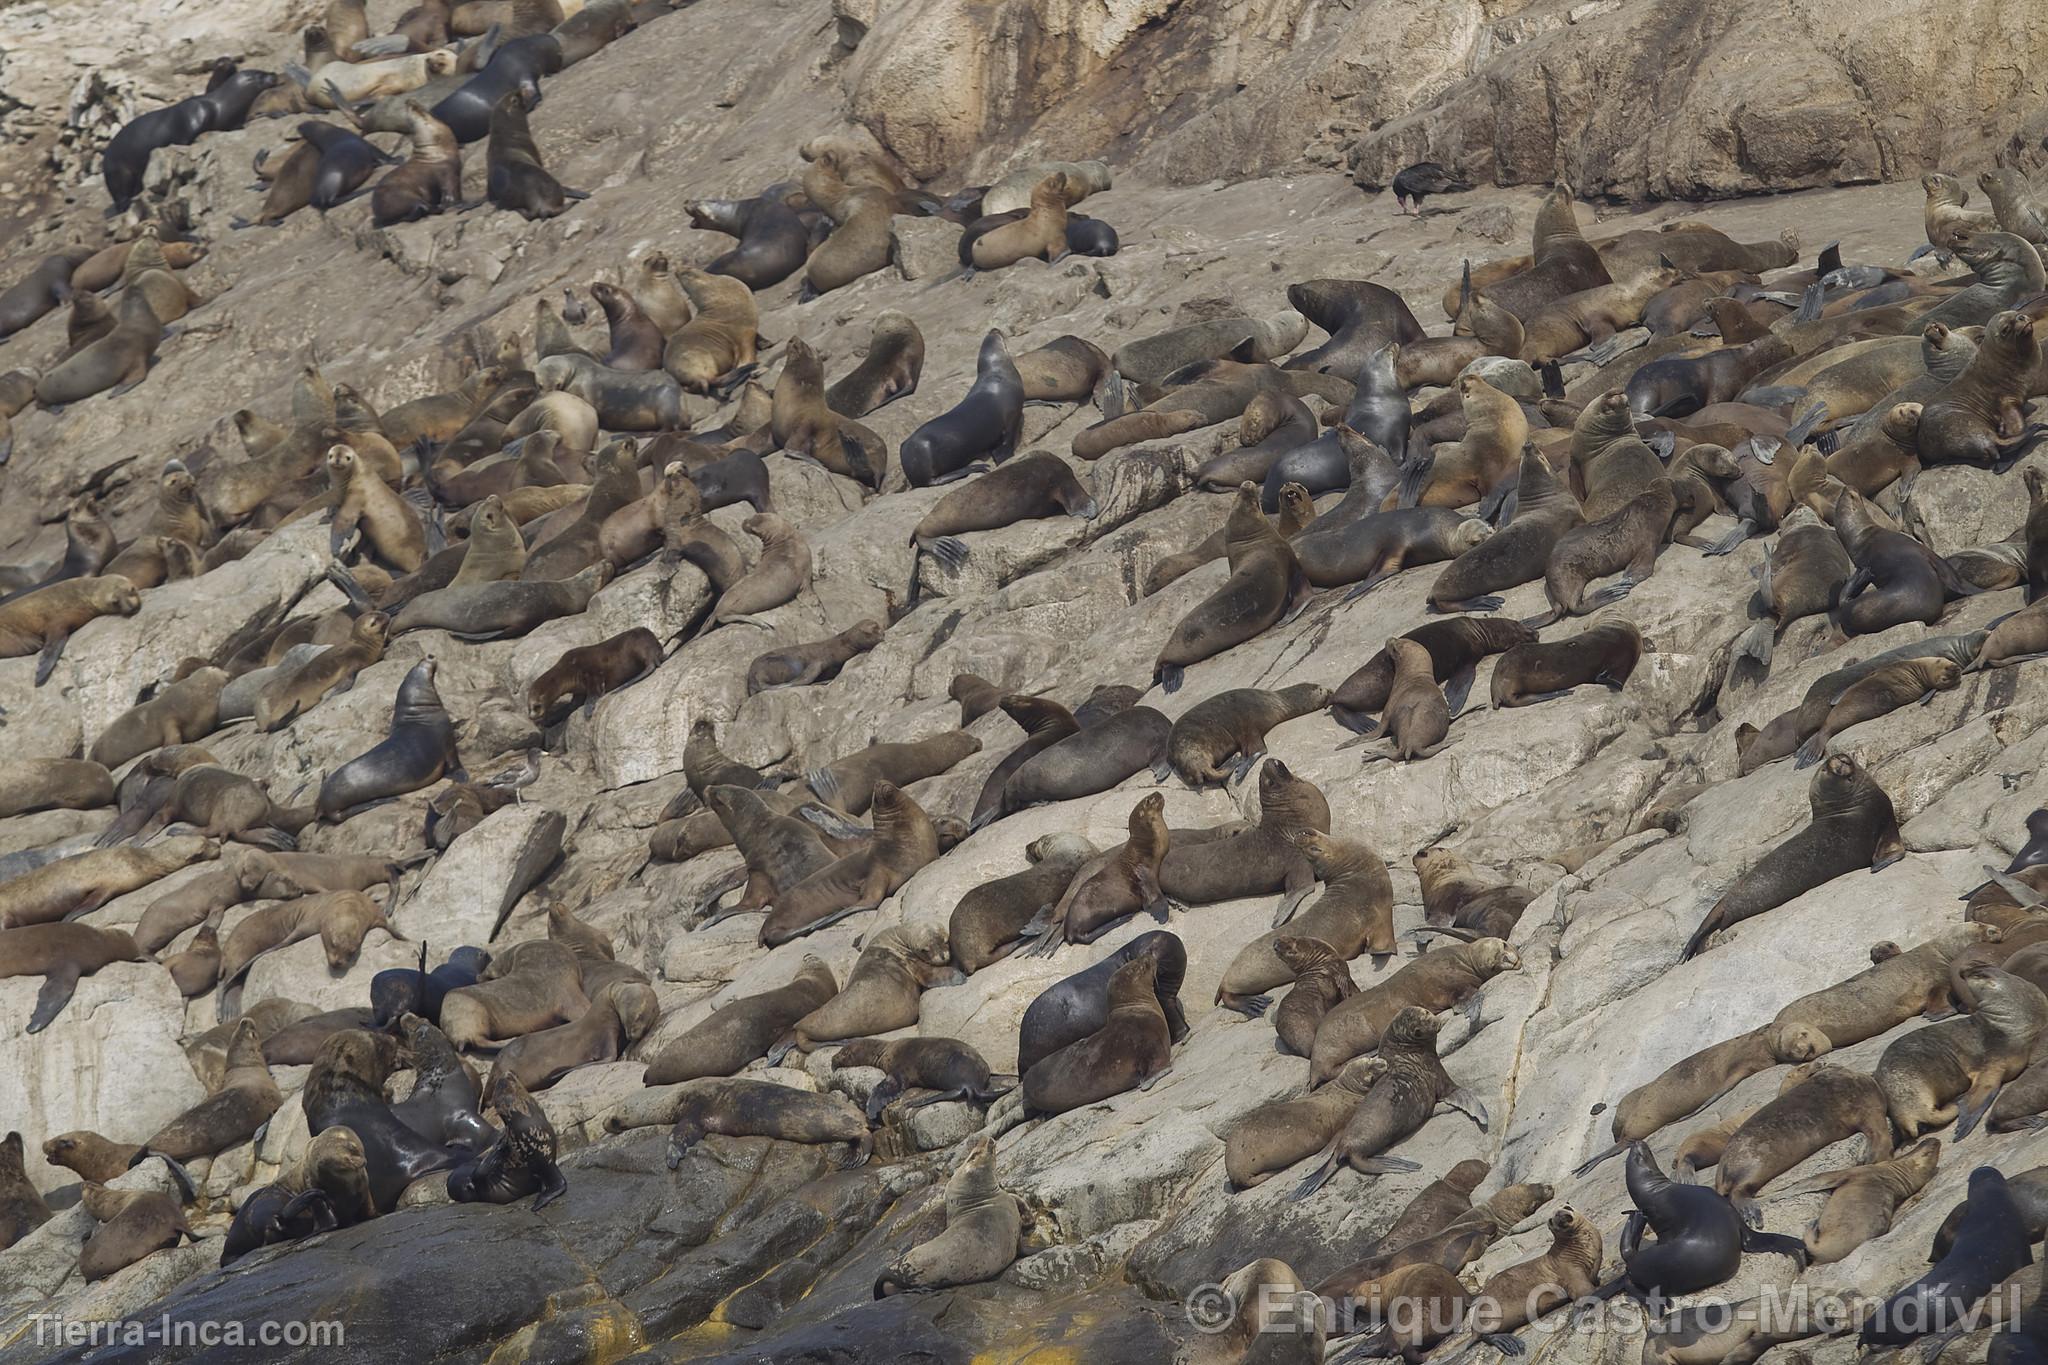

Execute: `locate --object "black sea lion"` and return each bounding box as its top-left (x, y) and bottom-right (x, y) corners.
top-left (900, 330), bottom-right (1025, 486)
top-left (1860, 1166), bottom-right (2029, 1348)
top-left (1590, 1142), bottom-right (1803, 1303)
top-left (317, 658), bottom-right (461, 819)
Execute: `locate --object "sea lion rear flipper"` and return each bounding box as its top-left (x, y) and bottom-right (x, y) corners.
top-left (1770, 1167), bottom-right (1855, 1199)
top-left (1137, 1064), bottom-right (1173, 1092)
top-left (1572, 1141), bottom-right (1626, 1178)
top-left (1680, 906), bottom-right (1724, 962)
top-left (1539, 360), bottom-right (1564, 400)
top-left (793, 802), bottom-right (867, 842)
top-left (34, 630), bottom-right (70, 686)
top-left (1793, 734), bottom-right (1828, 769)
top-left (1440, 1087), bottom-right (1489, 1131)
top-left (1482, 1334), bottom-right (1527, 1358)
top-left (531, 1157), bottom-right (568, 1209)
top-left (1738, 1226), bottom-right (1807, 1265)
top-left (1703, 519), bottom-right (1754, 557)
top-left (1289, 1148), bottom-right (1342, 1202)
top-left (804, 766), bottom-right (843, 807)
top-left (29, 964), bottom-right (82, 1032)
top-left (1351, 1155), bottom-right (1422, 1177)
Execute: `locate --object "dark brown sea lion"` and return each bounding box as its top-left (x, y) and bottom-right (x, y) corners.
top-left (1270, 936), bottom-right (1359, 1056)
top-left (526, 627), bottom-right (661, 726)
top-left (998, 706), bottom-right (1169, 813)
top-left (1224, 1054), bottom-right (1386, 1190)
top-left (643, 957), bottom-right (836, 1087)
top-left (1472, 184), bottom-right (1612, 320)
top-left (78, 1181), bottom-right (196, 1282)
top-left (1918, 309), bottom-right (2046, 470)
top-left (947, 833), bottom-right (1097, 973)
top-left (1309, 938), bottom-right (1519, 1085)
top-left (1021, 957), bottom-right (1173, 1115)
top-left (1682, 753), bottom-right (1901, 960)
top-left (687, 194), bottom-right (809, 291)
top-left (1331, 616), bottom-right (1534, 729)
top-left (900, 330), bottom-right (1026, 487)
top-left (1292, 1006), bottom-right (1481, 1199)
top-left (833, 1035), bottom-right (1006, 1120)
top-left (1873, 965), bottom-right (2048, 1139)
top-left (826, 311), bottom-right (924, 416)
top-left (809, 729), bottom-right (981, 816)
top-left (1167, 682), bottom-right (1328, 786)
top-left (1489, 619), bottom-right (1643, 707)
top-left (1428, 445), bottom-right (1582, 612)
top-left (447, 1071), bottom-right (567, 1207)
top-left (484, 91), bottom-right (583, 219)
top-left (0, 1132), bottom-right (52, 1251)
top-left (658, 1077), bottom-right (870, 1169)
top-left (758, 781), bottom-right (938, 945)
top-left (0, 575), bottom-right (141, 684)
top-left (911, 452), bottom-right (1096, 574)
top-left (1159, 757), bottom-right (1329, 909)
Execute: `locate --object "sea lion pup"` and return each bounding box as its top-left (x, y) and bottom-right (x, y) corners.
top-left (1191, 389), bottom-right (1319, 492)
top-left (446, 1072), bottom-right (566, 1208)
top-left (873, 1133), bottom-right (1021, 1296)
top-left (1874, 965), bottom-right (2048, 1139)
top-left (1790, 655), bottom-right (1963, 769)
top-left (1522, 479), bottom-right (1682, 628)
top-left (1308, 938), bottom-right (1520, 1085)
top-left (0, 1132), bottom-right (52, 1251)
top-left (833, 1036), bottom-right (1007, 1120)
top-left (0, 836), bottom-right (216, 929)
top-left (221, 1126), bottom-right (373, 1265)
top-left (1349, 636), bottom-right (1451, 763)
top-left (1029, 792), bottom-right (1171, 950)
top-left (2, 493), bottom-right (116, 599)
top-left (586, 279), bottom-right (663, 373)
top-left (0, 574), bottom-right (140, 684)
top-left (1488, 619), bottom-right (1643, 708)
top-left (315, 658), bottom-right (460, 820)
top-left (134, 765), bottom-right (316, 847)
top-left (483, 90), bottom-right (582, 219)
top-left (132, 1017), bottom-right (282, 1162)
top-left (771, 338), bottom-right (888, 489)
top-left (1680, 753), bottom-right (1901, 960)
top-left (644, 956), bottom-right (835, 1085)
top-left (1330, 617), bottom-right (1534, 730)
top-left (77, 1180), bottom-right (197, 1283)
top-left (823, 311), bottom-right (923, 417)
top-left (1920, 171), bottom-right (1997, 254)
top-left (969, 171), bottom-right (1075, 270)
top-left (1860, 1166), bottom-right (2029, 1350)
top-left (1154, 484), bottom-right (1303, 693)
top-left (526, 627), bottom-right (661, 726)
top-left (1918, 310), bottom-right (2046, 470)
top-left (1426, 444), bottom-right (1582, 612)
top-left (252, 612), bottom-right (388, 731)
top-left (361, 98), bottom-right (460, 225)
top-left (780, 921), bottom-right (955, 1055)
top-left (1269, 936), bottom-right (1359, 1056)
top-left (745, 619), bottom-right (883, 694)
top-left (1709, 1062), bottom-right (1893, 1221)
top-left (758, 781), bottom-right (939, 945)
top-left (1292, 1006), bottom-right (1481, 1199)
top-left (370, 944), bottom-right (490, 1027)
top-left (910, 452), bottom-right (1097, 573)
top-left (1018, 930), bottom-right (1190, 1072)
top-left (806, 730), bottom-right (981, 815)
top-left (662, 267), bottom-right (758, 394)
top-left (1215, 829), bottom-right (1386, 1011)
top-left (0, 247), bottom-right (89, 337)
top-left (900, 330), bottom-right (1026, 487)
top-left (653, 1078), bottom-right (870, 1169)
top-left (1414, 847), bottom-right (1534, 943)
top-left (1225, 1054), bottom-right (1386, 1189)
top-left (1021, 956), bottom-right (1174, 1115)
top-left (706, 513), bottom-right (809, 630)
top-left (1769, 1136), bottom-right (1940, 1265)
top-left (1167, 681), bottom-right (1327, 787)
top-left (325, 443), bottom-right (424, 572)
top-left (1983, 167), bottom-right (2048, 244)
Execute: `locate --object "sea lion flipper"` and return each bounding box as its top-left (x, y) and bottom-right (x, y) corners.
top-left (1483, 1334), bottom-right (1527, 1358)
top-left (1572, 1141), bottom-right (1626, 1178)
top-left (1737, 1226), bottom-right (1807, 1265)
top-left (28, 964), bottom-right (81, 1032)
top-left (1137, 1065), bottom-right (1173, 1092)
top-left (33, 630), bottom-right (70, 687)
top-left (531, 1157), bottom-right (568, 1209)
top-left (1870, 812), bottom-right (1904, 872)
top-left (1952, 1078), bottom-right (2003, 1140)
top-left (1703, 520), bottom-right (1753, 557)
top-left (1440, 1087), bottom-right (1489, 1131)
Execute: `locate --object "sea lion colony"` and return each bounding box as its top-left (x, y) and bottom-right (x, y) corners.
top-left (4, 2), bottom-right (2048, 1361)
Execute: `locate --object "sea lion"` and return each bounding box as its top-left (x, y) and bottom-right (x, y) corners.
top-left (745, 619), bottom-right (884, 695)
top-left (643, 956), bottom-right (836, 1085)
top-left (947, 834), bottom-right (1098, 974)
top-left (0, 758), bottom-right (114, 820)
top-left (137, 1018), bottom-right (282, 1161)
top-left (220, 1126), bottom-right (374, 1265)
top-left (873, 1133), bottom-right (1021, 1296)
top-left (1221, 832), bottom-right (1395, 1015)
top-left (1728, 509), bottom-right (1853, 677)
top-left (661, 267), bottom-right (758, 394)
top-left (1765, 925), bottom-right (1998, 1065)
top-left (1224, 1054), bottom-right (1386, 1190)
top-left (1270, 936), bottom-right (1359, 1056)
top-left (1774, 1136), bottom-right (1940, 1264)
top-left (806, 730), bottom-right (981, 815)
top-left (1396, 374), bottom-right (1527, 511)
top-left (428, 33), bottom-right (562, 142)
top-left (0, 836), bottom-right (216, 929)
top-left (998, 705), bottom-right (1169, 813)
top-left (1351, 636), bottom-right (1452, 762)
top-left (833, 1036), bottom-right (1006, 1120)
top-left (1292, 1006), bottom-right (1479, 1199)
top-left (370, 945), bottom-right (490, 1026)
top-left (686, 195), bottom-right (808, 291)
top-left (1860, 1165), bottom-right (2030, 1348)
top-left (1017, 929), bottom-right (1190, 1073)
top-left (586, 279), bottom-right (662, 372)
top-left (1298, 508), bottom-right (1494, 597)
top-left (526, 627), bottom-right (661, 726)
top-left (1792, 655), bottom-right (1963, 768)
top-left (439, 939), bottom-right (589, 1049)
top-left (1167, 682), bottom-right (1328, 786)
top-left (327, 443), bottom-right (424, 572)
top-left (770, 338), bottom-right (887, 488)
top-left (0, 575), bottom-right (141, 685)
top-left (1414, 847), bottom-right (1534, 943)
top-left (982, 158), bottom-right (1108, 214)
top-left (447, 1072), bottom-right (566, 1207)
top-left (1489, 619), bottom-right (1643, 707)
top-left (1873, 965), bottom-right (2048, 1138)
top-left (1309, 938), bottom-right (1519, 1085)
top-left (758, 781), bottom-right (938, 945)
top-left (1594, 1142), bottom-right (1802, 1303)
top-left (78, 1181), bottom-right (196, 1282)
top-left (218, 889), bottom-right (398, 996)
top-left (1158, 757), bottom-right (1328, 912)
top-left (299, 1031), bottom-right (460, 1212)
top-left (1428, 445), bottom-right (1582, 612)
top-left (1712, 1062), bottom-right (1892, 1219)
top-left (1154, 484), bottom-right (1303, 692)
top-left (968, 173), bottom-right (1075, 269)
top-left (1021, 956), bottom-right (1173, 1115)
top-left (657, 1077), bottom-right (870, 1169)
top-left (0, 1132), bottom-right (52, 1251)
top-left (535, 353), bottom-right (682, 430)
top-left (389, 562), bottom-right (607, 638)
top-left (1330, 616), bottom-right (1534, 728)
top-left (1035, 791), bottom-right (1172, 948)
top-left (783, 922), bottom-right (955, 1054)
top-left (1474, 185), bottom-right (1612, 319)
top-left (365, 99), bottom-right (462, 225)
top-left (910, 452), bottom-right (1096, 573)
top-left (900, 331), bottom-right (1026, 486)
top-left (253, 612), bottom-right (388, 731)
top-left (87, 665), bottom-right (226, 770)
top-left (1460, 1206), bottom-right (1604, 1353)
top-left (1011, 334), bottom-right (1108, 404)
top-left (1919, 309), bottom-right (2045, 470)
top-left (1681, 753), bottom-right (1902, 959)
top-left (1285, 277), bottom-right (1426, 376)
top-left (706, 514), bottom-right (808, 628)
top-left (949, 673), bottom-right (1003, 725)
top-left (487, 979), bottom-right (655, 1092)
top-left (826, 311), bottom-right (924, 416)
top-left (1570, 1027), bottom-right (1781, 1175)
top-left (316, 658), bottom-right (462, 819)
top-left (1523, 479), bottom-right (1681, 628)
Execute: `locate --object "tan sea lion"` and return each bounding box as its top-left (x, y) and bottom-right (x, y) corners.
top-left (0, 575), bottom-right (141, 684)
top-left (440, 940), bottom-right (590, 1050)
top-left (0, 922), bottom-right (149, 1031)
top-left (0, 836), bottom-right (217, 928)
top-left (254, 612), bottom-right (389, 731)
top-left (1415, 847), bottom-right (1534, 943)
top-left (0, 758), bottom-right (114, 819)
top-left (1873, 965), bottom-right (2048, 1138)
top-left (759, 781), bottom-right (938, 945)
top-left (642, 955), bottom-right (836, 1085)
top-left (1154, 483), bottom-right (1302, 692)
top-left (487, 978), bottom-right (657, 1092)
top-left (1350, 635), bottom-right (1450, 762)
top-left (785, 922), bottom-right (953, 1053)
top-left (1036, 793), bottom-right (1171, 950)
top-left (1773, 1137), bottom-right (1940, 1264)
top-left (1713, 1063), bottom-right (1893, 1218)
top-left (1224, 1055), bottom-right (1386, 1189)
top-left (1293, 1006), bottom-right (1482, 1199)
top-left (1215, 831), bottom-right (1393, 1013)
top-left (136, 1017), bottom-right (282, 1161)
top-left (873, 1133), bottom-right (1021, 1295)
top-left (806, 730), bottom-right (981, 815)
top-left (78, 1181), bottom-right (195, 1282)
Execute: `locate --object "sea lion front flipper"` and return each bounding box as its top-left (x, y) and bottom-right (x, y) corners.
top-left (1952, 1077), bottom-right (2004, 1140)
top-left (1703, 520), bottom-right (1754, 557)
top-left (1440, 1088), bottom-right (1489, 1131)
top-left (1349, 1155), bottom-right (1422, 1176)
top-left (1769, 1167), bottom-right (1855, 1199)
top-left (1136, 1064), bottom-right (1173, 1092)
top-left (1738, 1226), bottom-right (1807, 1265)
top-left (531, 1157), bottom-right (568, 1209)
top-left (1482, 1334), bottom-right (1527, 1358)
top-left (793, 802), bottom-right (868, 842)
top-left (1793, 735), bottom-right (1828, 770)
top-left (804, 766), bottom-right (843, 808)
top-left (34, 630), bottom-right (71, 686)
top-left (1272, 883), bottom-right (1311, 928)
top-left (1870, 809), bottom-right (1904, 872)
top-left (29, 964), bottom-right (82, 1032)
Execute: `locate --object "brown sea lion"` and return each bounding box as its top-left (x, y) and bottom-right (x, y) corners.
top-left (1471, 184), bottom-right (1611, 320)
top-left (1330, 616), bottom-right (1534, 729)
top-left (708, 513), bottom-right (810, 628)
top-left (1037, 792), bottom-right (1172, 948)
top-left (833, 1035), bottom-right (1006, 1120)
top-left (827, 311), bottom-right (924, 416)
top-left (1774, 1137), bottom-right (1941, 1265)
top-left (0, 1132), bottom-right (51, 1250)
top-left (88, 665), bottom-right (228, 770)
top-left (662, 268), bottom-right (758, 393)
top-left (746, 619), bottom-right (883, 694)
top-left (0, 922), bottom-right (149, 1031)
top-left (1292, 1006), bottom-right (1482, 1199)
top-left (1917, 308), bottom-right (2044, 470)
top-left (1021, 956), bottom-right (1173, 1115)
top-left (526, 627), bottom-right (662, 726)
top-left (78, 1181), bottom-right (195, 1282)
top-left (1350, 636), bottom-right (1451, 762)
top-left (218, 890), bottom-right (399, 997)
top-left (1158, 757), bottom-right (1328, 909)
top-left (784, 921), bottom-right (954, 1053)
top-left (1681, 753), bottom-right (1901, 960)
top-left (1270, 936), bottom-right (1359, 1056)
top-left (0, 836), bottom-right (217, 929)
top-left (1792, 656), bottom-right (1963, 769)
top-left (772, 338), bottom-right (888, 488)
top-left (1713, 1062), bottom-right (1892, 1218)
top-left (1489, 619), bottom-right (1643, 707)
top-left (1427, 445), bottom-right (1582, 612)
top-left (807, 730), bottom-right (981, 815)
top-left (1224, 1055), bottom-right (1387, 1190)
top-left (484, 91), bottom-right (583, 219)
top-left (1154, 483), bottom-right (1302, 693)
top-left (439, 939), bottom-right (590, 1050)
top-left (1459, 1207), bottom-right (1604, 1352)
top-left (643, 956), bottom-right (837, 1085)
top-left (1415, 847), bottom-right (1534, 943)
top-left (137, 1017), bottom-right (283, 1161)
top-left (1309, 938), bottom-right (1519, 1085)
top-left (0, 758), bottom-right (114, 820)
top-left (487, 978), bottom-right (658, 1092)
top-left (948, 832), bottom-right (1097, 972)
top-left (1873, 965), bottom-right (2048, 1138)
top-left (1523, 479), bottom-right (1682, 628)
top-left (253, 612), bottom-right (389, 731)
top-left (1212, 831), bottom-right (1394, 1011)
top-left (1167, 681), bottom-right (1329, 786)
top-left (658, 1077), bottom-right (870, 1169)
top-left (0, 575), bottom-right (141, 684)
top-left (758, 781), bottom-right (939, 945)
top-left (873, 1133), bottom-right (1020, 1295)
top-left (1765, 926), bottom-right (1998, 1063)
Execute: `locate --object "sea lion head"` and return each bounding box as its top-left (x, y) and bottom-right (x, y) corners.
top-left (1129, 790), bottom-right (1167, 831)
top-left (1769, 1021), bottom-right (1833, 1062)
top-left (832, 1038), bottom-right (886, 1070)
top-left (1922, 172), bottom-right (1962, 203)
top-left (353, 612), bottom-right (390, 646)
top-left (1925, 658), bottom-right (1964, 692)
top-left (1473, 937), bottom-right (1521, 973)
top-left (98, 577), bottom-right (143, 616)
top-left (1333, 1054), bottom-right (1388, 1094)
top-left (1988, 309), bottom-right (2035, 354)
top-left (607, 981), bottom-right (661, 1042)
top-left (1106, 955), bottom-right (1158, 1006)
top-left (1452, 517), bottom-right (1494, 552)
top-left (324, 443), bottom-right (358, 482)
top-left (423, 48), bottom-right (458, 76)
top-left (1382, 1004), bottom-right (1440, 1048)
top-left (1273, 934), bottom-right (1335, 974)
